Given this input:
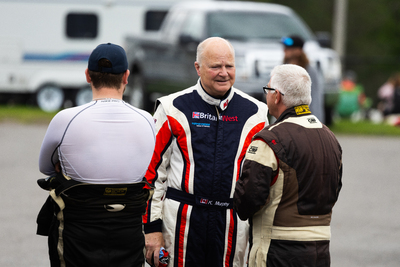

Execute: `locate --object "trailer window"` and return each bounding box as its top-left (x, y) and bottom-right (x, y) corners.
top-left (66, 13), bottom-right (98, 39)
top-left (145, 11), bottom-right (168, 31)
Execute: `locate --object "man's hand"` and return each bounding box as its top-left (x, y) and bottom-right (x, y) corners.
top-left (55, 162), bottom-right (61, 173)
top-left (145, 232), bottom-right (164, 267)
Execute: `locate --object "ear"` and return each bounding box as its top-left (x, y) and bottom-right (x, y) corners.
top-left (274, 92), bottom-right (282, 105)
top-left (194, 62), bottom-right (201, 77)
top-left (122, 70), bottom-right (130, 85)
top-left (85, 68), bottom-right (91, 83)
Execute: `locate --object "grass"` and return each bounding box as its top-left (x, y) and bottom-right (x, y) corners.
top-left (0, 105), bottom-right (57, 124)
top-left (1, 105), bottom-right (400, 137)
top-left (329, 119), bottom-right (400, 137)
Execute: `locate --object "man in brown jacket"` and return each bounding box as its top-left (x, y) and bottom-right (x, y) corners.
top-left (233, 64), bottom-right (342, 267)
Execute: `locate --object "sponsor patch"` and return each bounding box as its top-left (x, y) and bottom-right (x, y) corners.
top-left (192, 122), bottom-right (210, 128)
top-left (104, 188), bottom-right (127, 196)
top-left (192, 111), bottom-right (217, 121)
top-left (223, 99), bottom-right (229, 109)
top-left (308, 118), bottom-right (317, 123)
top-left (294, 105), bottom-right (311, 115)
top-left (200, 198), bottom-right (208, 204)
top-left (248, 146), bottom-right (258, 154)
top-left (220, 115), bottom-right (238, 122)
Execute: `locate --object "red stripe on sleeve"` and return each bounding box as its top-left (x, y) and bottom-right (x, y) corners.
top-left (236, 122), bottom-right (265, 181)
top-left (144, 120), bottom-right (172, 186)
top-left (168, 116), bottom-right (191, 193)
top-left (143, 121), bottom-right (172, 224)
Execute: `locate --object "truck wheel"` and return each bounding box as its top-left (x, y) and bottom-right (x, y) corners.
top-left (126, 73), bottom-right (148, 110)
top-left (75, 87), bottom-right (93, 106)
top-left (36, 85), bottom-right (64, 112)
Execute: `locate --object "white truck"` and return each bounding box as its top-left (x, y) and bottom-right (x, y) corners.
top-left (0, 0), bottom-right (186, 111)
top-left (124, 1), bottom-right (342, 123)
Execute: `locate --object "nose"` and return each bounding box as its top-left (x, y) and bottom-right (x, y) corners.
top-left (219, 67), bottom-right (228, 76)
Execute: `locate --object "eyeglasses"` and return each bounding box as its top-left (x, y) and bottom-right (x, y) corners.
top-left (262, 86), bottom-right (285, 96)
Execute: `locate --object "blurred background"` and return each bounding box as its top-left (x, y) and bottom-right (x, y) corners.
top-left (1, 1), bottom-right (400, 266)
top-left (259, 0), bottom-right (400, 109)
top-left (1, 0), bottom-right (399, 126)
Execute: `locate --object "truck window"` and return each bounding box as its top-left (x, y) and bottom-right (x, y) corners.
top-left (66, 13), bottom-right (98, 39)
top-left (181, 12), bottom-right (204, 40)
top-left (207, 12), bottom-right (312, 41)
top-left (145, 10), bottom-right (168, 31)
top-left (161, 10), bottom-right (188, 43)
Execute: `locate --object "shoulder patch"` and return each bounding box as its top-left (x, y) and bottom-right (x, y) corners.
top-left (248, 146), bottom-right (258, 154)
top-left (307, 117), bottom-right (317, 123)
top-left (245, 139), bottom-right (278, 170)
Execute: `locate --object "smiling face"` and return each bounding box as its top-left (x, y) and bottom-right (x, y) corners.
top-left (195, 39), bottom-right (235, 98)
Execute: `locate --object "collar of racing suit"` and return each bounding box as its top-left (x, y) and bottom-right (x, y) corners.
top-left (275, 104), bottom-right (312, 123)
top-left (196, 79), bottom-right (234, 111)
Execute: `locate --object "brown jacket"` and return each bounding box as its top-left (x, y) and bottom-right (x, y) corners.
top-left (233, 105), bottom-right (342, 267)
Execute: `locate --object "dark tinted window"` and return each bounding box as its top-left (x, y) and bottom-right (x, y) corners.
top-left (145, 10), bottom-right (168, 31)
top-left (207, 12), bottom-right (313, 41)
top-left (66, 13), bottom-right (98, 39)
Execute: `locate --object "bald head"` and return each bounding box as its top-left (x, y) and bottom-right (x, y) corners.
top-left (196, 37), bottom-right (235, 67)
top-left (194, 37), bottom-right (236, 98)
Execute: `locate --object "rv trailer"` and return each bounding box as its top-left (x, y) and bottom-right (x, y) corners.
top-left (0, 0), bottom-right (183, 111)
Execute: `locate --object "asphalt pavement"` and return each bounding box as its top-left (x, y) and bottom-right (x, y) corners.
top-left (1, 122), bottom-right (399, 267)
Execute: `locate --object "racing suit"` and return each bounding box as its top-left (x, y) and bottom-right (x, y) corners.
top-left (38, 99), bottom-right (156, 267)
top-left (144, 80), bottom-right (269, 267)
top-left (233, 105), bottom-right (343, 267)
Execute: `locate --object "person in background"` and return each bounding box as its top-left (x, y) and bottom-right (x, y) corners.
top-left (282, 35), bottom-right (325, 124)
top-left (144, 37), bottom-right (269, 267)
top-left (336, 70), bottom-right (371, 119)
top-left (37, 43), bottom-right (156, 267)
top-left (377, 72), bottom-right (400, 116)
top-left (234, 64), bottom-right (342, 267)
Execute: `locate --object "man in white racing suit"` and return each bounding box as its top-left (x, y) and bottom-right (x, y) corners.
top-left (144, 37), bottom-right (269, 267)
top-left (38, 43), bottom-right (155, 267)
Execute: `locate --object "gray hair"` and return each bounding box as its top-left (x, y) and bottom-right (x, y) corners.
top-left (270, 64), bottom-right (312, 107)
top-left (196, 37), bottom-right (235, 66)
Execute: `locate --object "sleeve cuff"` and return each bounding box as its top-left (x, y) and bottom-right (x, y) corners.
top-left (144, 219), bottom-right (163, 234)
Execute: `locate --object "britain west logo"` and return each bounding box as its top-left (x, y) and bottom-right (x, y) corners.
top-left (192, 111), bottom-right (217, 121)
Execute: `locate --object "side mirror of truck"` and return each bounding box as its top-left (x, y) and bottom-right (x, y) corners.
top-left (179, 34), bottom-right (199, 52)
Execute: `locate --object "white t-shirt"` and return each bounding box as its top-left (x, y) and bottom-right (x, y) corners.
top-left (39, 99), bottom-right (156, 184)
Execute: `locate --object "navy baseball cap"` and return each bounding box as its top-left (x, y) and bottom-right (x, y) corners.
top-left (281, 35), bottom-right (304, 48)
top-left (88, 43), bottom-right (128, 74)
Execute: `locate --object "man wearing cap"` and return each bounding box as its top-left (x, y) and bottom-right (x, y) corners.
top-left (38, 43), bottom-right (156, 266)
top-left (282, 35), bottom-right (325, 124)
